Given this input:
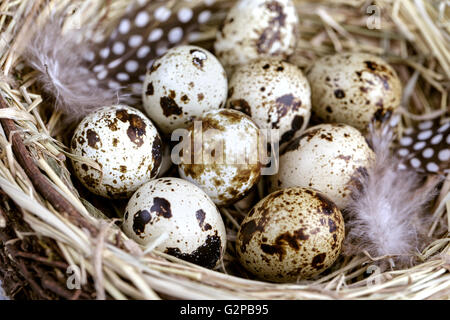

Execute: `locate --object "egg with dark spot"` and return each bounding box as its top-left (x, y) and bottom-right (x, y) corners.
top-left (122, 178), bottom-right (227, 269)
top-left (236, 187), bottom-right (345, 282)
top-left (307, 53), bottom-right (402, 131)
top-left (228, 59), bottom-right (311, 146)
top-left (71, 105), bottom-right (162, 199)
top-left (142, 45), bottom-right (228, 135)
top-left (178, 109), bottom-right (262, 206)
top-left (214, 0), bottom-right (299, 74)
top-left (269, 123), bottom-right (374, 209)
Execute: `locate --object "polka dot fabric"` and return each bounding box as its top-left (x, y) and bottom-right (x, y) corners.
top-left (396, 119), bottom-right (450, 175)
top-left (87, 0), bottom-right (218, 95)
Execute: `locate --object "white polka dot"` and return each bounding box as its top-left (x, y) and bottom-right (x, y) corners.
top-left (119, 19), bottom-right (131, 34)
top-left (156, 45), bottom-right (168, 56)
top-left (129, 35), bottom-right (143, 47)
top-left (413, 141), bottom-right (426, 150)
top-left (422, 148), bottom-right (434, 159)
top-left (154, 6), bottom-right (171, 22)
top-left (418, 130), bottom-right (433, 140)
top-left (112, 42), bottom-right (126, 55)
top-left (125, 60), bottom-right (139, 73)
top-left (404, 128), bottom-right (414, 135)
top-left (398, 148), bottom-right (410, 157)
top-left (400, 136), bottom-right (413, 146)
top-left (108, 81), bottom-right (120, 89)
top-left (93, 65), bottom-right (105, 73)
top-left (137, 46), bottom-right (151, 58)
top-left (426, 162), bottom-right (439, 173)
top-left (198, 10), bottom-right (211, 24)
top-left (204, 0), bottom-right (216, 5)
top-left (438, 122), bottom-right (449, 133)
top-left (148, 28), bottom-right (163, 42)
top-left (116, 73), bottom-right (130, 81)
top-left (108, 58), bottom-right (123, 69)
top-left (178, 8), bottom-right (193, 23)
top-left (389, 114), bottom-right (400, 127)
top-left (431, 134), bottom-right (443, 145)
top-left (418, 121), bottom-right (433, 130)
top-left (410, 158), bottom-right (421, 168)
top-left (139, 75), bottom-right (146, 82)
top-left (84, 51), bottom-right (95, 62)
top-left (168, 27), bottom-right (183, 43)
top-left (447, 134), bottom-right (450, 144)
top-left (135, 11), bottom-right (150, 27)
top-left (99, 47), bottom-right (110, 59)
top-left (97, 70), bottom-right (108, 80)
top-left (398, 163), bottom-right (407, 170)
top-left (87, 78), bottom-right (97, 86)
top-left (438, 149), bottom-right (450, 162)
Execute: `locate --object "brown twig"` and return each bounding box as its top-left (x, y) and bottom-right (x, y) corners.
top-left (0, 95), bottom-right (98, 236)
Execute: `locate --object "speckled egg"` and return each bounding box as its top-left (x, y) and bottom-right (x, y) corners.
top-left (71, 105), bottom-right (162, 199)
top-left (214, 0), bottom-right (299, 74)
top-left (268, 123), bottom-right (374, 209)
top-left (228, 59), bottom-right (311, 146)
top-left (178, 109), bottom-right (262, 206)
top-left (307, 52), bottom-right (402, 131)
top-left (236, 187), bottom-right (345, 282)
top-left (122, 178), bottom-right (227, 269)
top-left (142, 45), bottom-right (228, 135)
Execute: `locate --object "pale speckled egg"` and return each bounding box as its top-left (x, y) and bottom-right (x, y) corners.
top-left (227, 59), bottom-right (311, 146)
top-left (214, 0), bottom-right (299, 74)
top-left (142, 45), bottom-right (228, 135)
top-left (307, 52), bottom-right (402, 131)
top-left (71, 105), bottom-right (162, 199)
top-left (122, 178), bottom-right (227, 269)
top-left (236, 187), bottom-right (345, 282)
top-left (178, 109), bottom-right (262, 206)
top-left (268, 123), bottom-right (374, 209)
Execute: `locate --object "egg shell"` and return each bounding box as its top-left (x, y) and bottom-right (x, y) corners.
top-left (228, 59), bottom-right (311, 146)
top-left (142, 45), bottom-right (228, 135)
top-left (236, 187), bottom-right (345, 282)
top-left (269, 123), bottom-right (374, 209)
top-left (122, 178), bottom-right (227, 269)
top-left (178, 109), bottom-right (262, 206)
top-left (307, 52), bottom-right (402, 131)
top-left (214, 0), bottom-right (298, 73)
top-left (71, 105), bottom-right (162, 199)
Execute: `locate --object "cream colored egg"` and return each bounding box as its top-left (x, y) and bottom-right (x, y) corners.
top-left (71, 105), bottom-right (162, 199)
top-left (269, 123), bottom-right (374, 209)
top-left (236, 187), bottom-right (345, 282)
top-left (307, 52), bottom-right (402, 131)
top-left (178, 109), bottom-right (262, 206)
top-left (228, 59), bottom-right (311, 146)
top-left (142, 45), bottom-right (228, 135)
top-left (214, 0), bottom-right (299, 74)
top-left (122, 178), bottom-right (227, 269)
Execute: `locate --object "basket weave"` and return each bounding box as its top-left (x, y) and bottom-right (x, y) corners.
top-left (0, 0), bottom-right (449, 300)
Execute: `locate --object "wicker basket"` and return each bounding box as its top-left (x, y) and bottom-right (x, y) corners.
top-left (0, 0), bottom-right (449, 300)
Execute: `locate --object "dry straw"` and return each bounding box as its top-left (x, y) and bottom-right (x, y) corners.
top-left (0, 0), bottom-right (449, 300)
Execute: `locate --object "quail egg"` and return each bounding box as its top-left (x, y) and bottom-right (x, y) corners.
top-left (214, 0), bottom-right (299, 74)
top-left (236, 187), bottom-right (345, 282)
top-left (177, 109), bottom-right (262, 206)
top-left (228, 59), bottom-right (311, 146)
top-left (71, 105), bottom-right (162, 199)
top-left (122, 178), bottom-right (227, 269)
top-left (268, 123), bottom-right (374, 209)
top-left (307, 52), bottom-right (402, 131)
top-left (142, 45), bottom-right (228, 135)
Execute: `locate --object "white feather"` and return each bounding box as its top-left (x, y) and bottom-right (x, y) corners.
top-left (344, 122), bottom-right (440, 267)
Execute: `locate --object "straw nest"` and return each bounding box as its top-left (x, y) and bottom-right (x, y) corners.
top-left (0, 0), bottom-right (449, 300)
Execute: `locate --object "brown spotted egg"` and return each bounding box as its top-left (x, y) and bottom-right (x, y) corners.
top-left (214, 0), bottom-right (299, 74)
top-left (228, 59), bottom-right (311, 146)
top-left (71, 105), bottom-right (162, 199)
top-left (269, 123), bottom-right (374, 209)
top-left (122, 178), bottom-right (227, 269)
top-left (307, 53), bottom-right (402, 131)
top-left (236, 187), bottom-right (345, 282)
top-left (142, 45), bottom-right (228, 135)
top-left (177, 109), bottom-right (262, 206)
